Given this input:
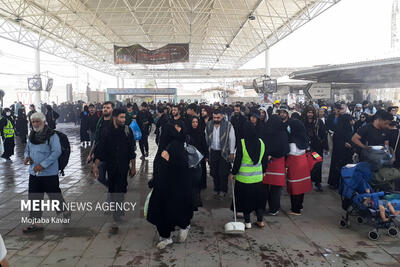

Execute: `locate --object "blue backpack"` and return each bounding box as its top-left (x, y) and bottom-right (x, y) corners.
top-left (129, 120), bottom-right (142, 141)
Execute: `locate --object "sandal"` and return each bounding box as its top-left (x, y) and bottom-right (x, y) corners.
top-left (23, 225), bottom-right (44, 234)
top-left (255, 222), bottom-right (265, 228)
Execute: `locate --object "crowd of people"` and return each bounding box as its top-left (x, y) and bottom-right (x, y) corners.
top-left (1, 97), bottom-right (400, 250)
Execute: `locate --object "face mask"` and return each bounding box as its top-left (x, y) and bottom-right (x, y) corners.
top-left (6, 112), bottom-right (11, 116)
top-left (214, 120), bottom-right (221, 124)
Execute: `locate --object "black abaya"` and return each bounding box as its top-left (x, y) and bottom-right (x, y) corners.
top-left (327, 114), bottom-right (353, 188)
top-left (147, 126), bottom-right (194, 238)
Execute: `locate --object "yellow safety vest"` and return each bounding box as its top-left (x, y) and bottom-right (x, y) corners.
top-left (236, 138), bottom-right (265, 184)
top-left (3, 119), bottom-right (14, 138)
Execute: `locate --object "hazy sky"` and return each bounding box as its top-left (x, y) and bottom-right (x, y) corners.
top-left (0, 0), bottom-right (396, 105)
top-left (242, 0), bottom-right (394, 69)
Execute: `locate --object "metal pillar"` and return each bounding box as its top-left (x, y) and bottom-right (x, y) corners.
top-left (265, 48), bottom-right (271, 76)
top-left (121, 77), bottom-right (125, 102)
top-left (33, 48), bottom-right (41, 112)
top-left (75, 64), bottom-right (79, 99)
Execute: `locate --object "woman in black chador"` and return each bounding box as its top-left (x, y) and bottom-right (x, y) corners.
top-left (79, 105), bottom-right (90, 146)
top-left (16, 105), bottom-right (28, 144)
top-left (147, 122), bottom-right (194, 249)
top-left (187, 116), bottom-right (208, 210)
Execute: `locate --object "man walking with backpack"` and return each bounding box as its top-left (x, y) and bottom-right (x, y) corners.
top-left (23, 112), bottom-right (70, 233)
top-left (93, 108), bottom-right (136, 234)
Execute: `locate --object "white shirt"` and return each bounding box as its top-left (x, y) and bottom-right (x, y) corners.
top-left (288, 143), bottom-right (306, 156)
top-left (0, 234), bottom-right (6, 262)
top-left (208, 124), bottom-right (236, 153)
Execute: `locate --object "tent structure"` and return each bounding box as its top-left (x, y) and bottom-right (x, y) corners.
top-left (0, 0), bottom-right (340, 79)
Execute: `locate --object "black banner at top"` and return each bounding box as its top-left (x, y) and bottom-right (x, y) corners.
top-left (114, 43), bottom-right (189, 65)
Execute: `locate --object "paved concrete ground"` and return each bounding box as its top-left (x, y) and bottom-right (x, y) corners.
top-left (0, 123), bottom-right (399, 267)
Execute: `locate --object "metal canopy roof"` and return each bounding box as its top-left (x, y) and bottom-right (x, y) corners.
top-left (0, 0), bottom-right (340, 78)
top-left (289, 57), bottom-right (400, 88)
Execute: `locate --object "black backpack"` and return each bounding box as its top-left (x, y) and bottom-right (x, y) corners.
top-left (47, 130), bottom-right (71, 176)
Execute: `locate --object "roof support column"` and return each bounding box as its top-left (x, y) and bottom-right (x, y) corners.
top-left (265, 48), bottom-right (271, 77)
top-left (33, 48), bottom-right (42, 112)
top-left (121, 78), bottom-right (125, 102)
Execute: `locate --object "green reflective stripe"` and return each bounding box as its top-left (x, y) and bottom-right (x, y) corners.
top-left (241, 163), bottom-right (262, 167)
top-left (238, 171), bottom-right (263, 177)
top-left (236, 176), bottom-right (263, 183)
top-left (3, 120), bottom-right (14, 138)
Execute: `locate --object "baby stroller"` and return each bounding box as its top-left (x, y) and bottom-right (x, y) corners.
top-left (339, 162), bottom-right (399, 240)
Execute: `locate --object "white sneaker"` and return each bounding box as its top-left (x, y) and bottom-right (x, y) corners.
top-left (178, 226), bottom-right (190, 242)
top-left (245, 223), bottom-right (252, 229)
top-left (156, 237), bottom-right (173, 249)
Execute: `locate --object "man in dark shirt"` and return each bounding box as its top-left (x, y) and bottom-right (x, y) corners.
top-left (154, 106), bottom-right (169, 145)
top-left (125, 103), bottom-right (136, 126)
top-left (93, 108), bottom-right (136, 234)
top-left (185, 103), bottom-right (198, 130)
top-left (352, 110), bottom-right (392, 149)
top-left (87, 104), bottom-right (100, 146)
top-left (230, 104), bottom-right (247, 147)
top-left (27, 104), bottom-right (36, 129)
top-left (171, 105), bottom-right (186, 131)
top-left (136, 102), bottom-right (154, 159)
top-left (88, 101), bottom-right (114, 189)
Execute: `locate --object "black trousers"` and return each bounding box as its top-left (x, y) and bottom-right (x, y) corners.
top-left (28, 175), bottom-right (66, 219)
top-left (200, 159), bottom-right (207, 189)
top-left (290, 194), bottom-right (304, 214)
top-left (139, 134), bottom-right (149, 156)
top-left (310, 148), bottom-right (323, 185)
top-left (244, 209), bottom-right (264, 223)
top-left (266, 185), bottom-right (282, 213)
top-left (107, 168), bottom-right (128, 222)
top-left (2, 138), bottom-right (15, 158)
top-left (311, 161), bottom-right (323, 185)
top-left (19, 134), bottom-right (27, 144)
top-left (209, 150), bottom-right (230, 193)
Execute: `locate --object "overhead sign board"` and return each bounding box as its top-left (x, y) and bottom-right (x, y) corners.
top-left (306, 83), bottom-right (331, 99)
top-left (27, 77), bottom-right (42, 91)
top-left (45, 78), bottom-right (53, 92)
top-left (107, 88), bottom-right (176, 95)
top-left (114, 44), bottom-right (189, 65)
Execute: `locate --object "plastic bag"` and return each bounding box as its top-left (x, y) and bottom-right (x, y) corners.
top-left (129, 120), bottom-right (142, 141)
top-left (185, 143), bottom-right (204, 168)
